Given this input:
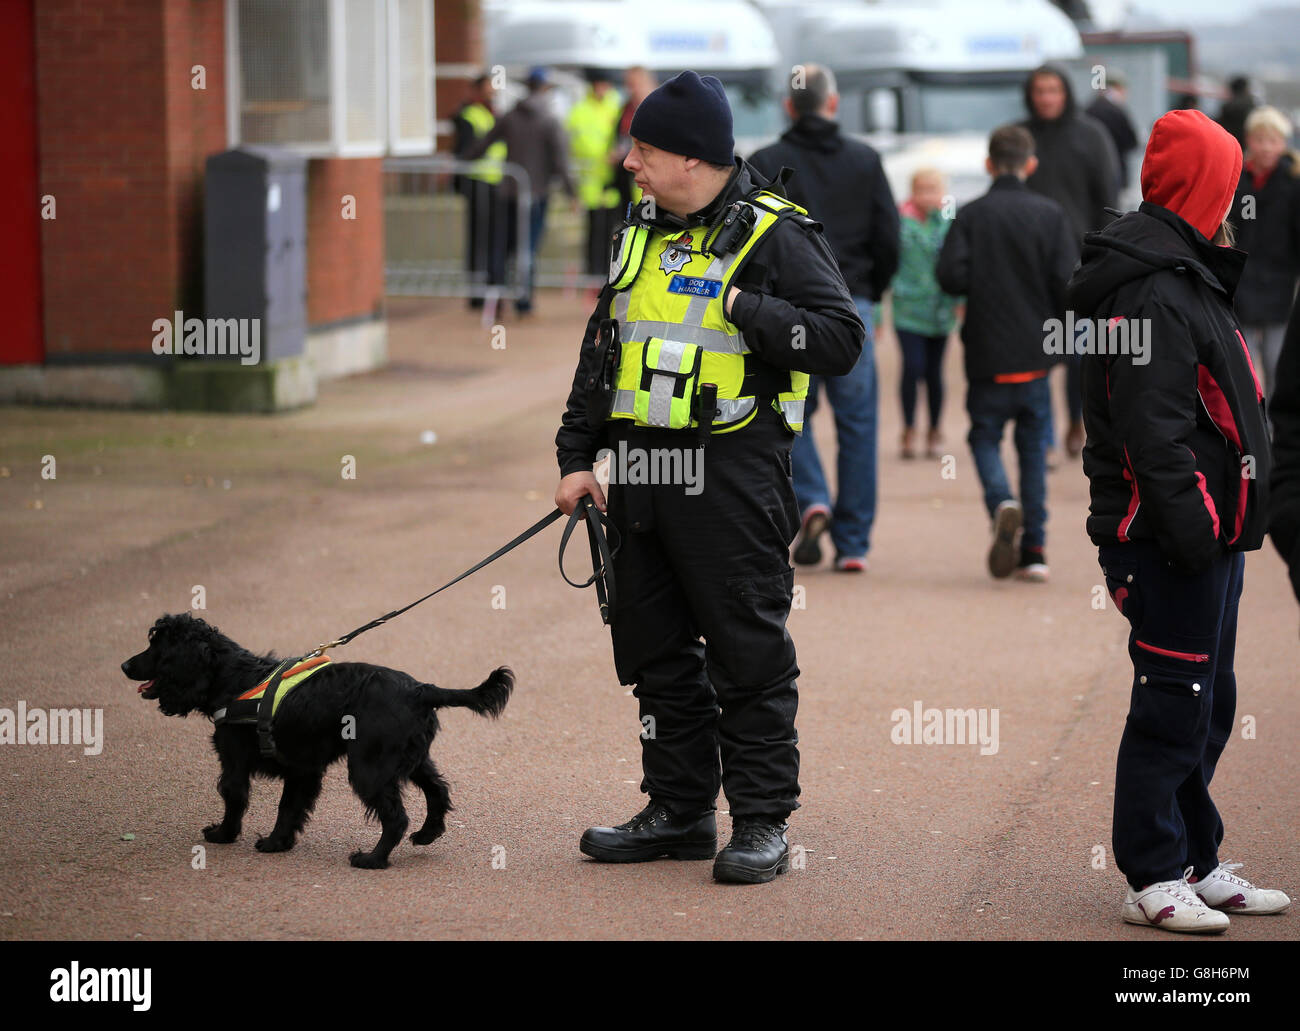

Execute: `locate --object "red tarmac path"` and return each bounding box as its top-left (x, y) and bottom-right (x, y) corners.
top-left (1, 295), bottom-right (1295, 940)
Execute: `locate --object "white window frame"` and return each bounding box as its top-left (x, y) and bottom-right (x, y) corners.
top-left (225, 0), bottom-right (432, 157)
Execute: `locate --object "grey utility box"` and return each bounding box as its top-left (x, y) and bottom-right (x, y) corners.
top-left (204, 147), bottom-right (307, 363)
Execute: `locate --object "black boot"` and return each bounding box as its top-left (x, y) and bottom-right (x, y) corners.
top-left (579, 801), bottom-right (717, 863)
top-left (713, 818), bottom-right (790, 884)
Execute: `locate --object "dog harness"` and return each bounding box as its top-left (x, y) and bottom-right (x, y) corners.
top-left (212, 654), bottom-right (333, 758)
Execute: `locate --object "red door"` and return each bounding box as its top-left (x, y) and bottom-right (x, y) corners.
top-left (0, 0), bottom-right (44, 364)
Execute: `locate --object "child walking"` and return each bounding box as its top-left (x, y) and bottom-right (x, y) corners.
top-left (936, 125), bottom-right (1076, 581)
top-left (893, 168), bottom-right (960, 459)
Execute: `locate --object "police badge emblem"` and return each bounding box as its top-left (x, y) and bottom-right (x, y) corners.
top-left (659, 234), bottom-right (694, 275)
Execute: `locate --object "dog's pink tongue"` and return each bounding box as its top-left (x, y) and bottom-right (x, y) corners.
top-left (137, 679), bottom-right (155, 695)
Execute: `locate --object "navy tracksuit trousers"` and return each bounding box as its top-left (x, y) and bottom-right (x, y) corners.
top-left (1098, 539), bottom-right (1245, 891)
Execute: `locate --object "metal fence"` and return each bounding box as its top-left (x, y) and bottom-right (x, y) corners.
top-left (383, 155), bottom-right (604, 302)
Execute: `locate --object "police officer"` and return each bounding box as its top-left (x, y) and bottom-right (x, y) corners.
top-left (453, 73), bottom-right (508, 308)
top-left (553, 71), bottom-right (863, 883)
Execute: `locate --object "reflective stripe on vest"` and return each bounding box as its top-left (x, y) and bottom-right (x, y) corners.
top-left (462, 104), bottom-right (506, 185)
top-left (608, 190), bottom-right (809, 434)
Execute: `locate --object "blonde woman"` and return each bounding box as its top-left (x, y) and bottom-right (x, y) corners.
top-left (1232, 104), bottom-right (1300, 403)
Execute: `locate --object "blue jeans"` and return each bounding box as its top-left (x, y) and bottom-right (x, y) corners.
top-left (1098, 540), bottom-right (1244, 890)
top-left (791, 297), bottom-right (877, 559)
top-left (966, 377), bottom-right (1049, 550)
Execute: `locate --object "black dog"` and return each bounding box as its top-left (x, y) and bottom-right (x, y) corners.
top-left (123, 613), bottom-right (512, 869)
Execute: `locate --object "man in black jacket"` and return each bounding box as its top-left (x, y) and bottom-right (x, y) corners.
top-left (1068, 109), bottom-right (1287, 931)
top-left (1086, 74), bottom-right (1140, 191)
top-left (553, 71), bottom-right (863, 884)
top-left (936, 125), bottom-right (1076, 581)
top-left (749, 64), bottom-right (899, 572)
top-left (1021, 64), bottom-right (1119, 457)
top-left (1268, 304), bottom-right (1300, 607)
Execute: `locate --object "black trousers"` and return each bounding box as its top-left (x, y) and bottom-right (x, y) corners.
top-left (1099, 539), bottom-right (1244, 890)
top-left (464, 179), bottom-right (507, 292)
top-left (605, 406), bottom-right (802, 820)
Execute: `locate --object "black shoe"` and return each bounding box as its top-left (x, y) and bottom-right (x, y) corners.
top-left (579, 802), bottom-right (717, 863)
top-left (987, 499), bottom-right (1022, 580)
top-left (712, 818), bottom-right (790, 884)
top-left (792, 506), bottom-right (831, 566)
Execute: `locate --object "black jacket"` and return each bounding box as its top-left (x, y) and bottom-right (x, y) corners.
top-left (1067, 201), bottom-right (1272, 572)
top-left (748, 115), bottom-right (900, 301)
top-left (555, 158), bottom-right (865, 476)
top-left (1231, 152), bottom-right (1300, 324)
top-left (1021, 72), bottom-right (1120, 240)
top-left (934, 175), bottom-right (1077, 381)
top-left (1268, 303), bottom-right (1300, 603)
top-left (1085, 94), bottom-right (1139, 189)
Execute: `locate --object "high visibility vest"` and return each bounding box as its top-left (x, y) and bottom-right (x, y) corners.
top-left (606, 191), bottom-right (810, 435)
top-left (461, 103), bottom-right (507, 185)
top-left (567, 93), bottom-right (622, 210)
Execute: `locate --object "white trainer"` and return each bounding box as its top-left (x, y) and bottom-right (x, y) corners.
top-left (1122, 868), bottom-right (1230, 933)
top-left (1192, 861), bottom-right (1292, 915)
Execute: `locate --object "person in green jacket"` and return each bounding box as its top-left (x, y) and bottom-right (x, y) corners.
top-left (892, 168), bottom-right (961, 458)
top-left (567, 68), bottom-right (624, 281)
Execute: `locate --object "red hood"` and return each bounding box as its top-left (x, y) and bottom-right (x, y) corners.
top-left (1140, 109), bottom-right (1242, 240)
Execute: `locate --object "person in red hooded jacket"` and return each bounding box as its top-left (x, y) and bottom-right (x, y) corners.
top-left (1067, 109), bottom-right (1290, 933)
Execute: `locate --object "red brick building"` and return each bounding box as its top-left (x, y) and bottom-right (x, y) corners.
top-left (1, 0), bottom-right (481, 410)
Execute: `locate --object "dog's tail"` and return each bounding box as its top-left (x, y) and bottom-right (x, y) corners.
top-left (421, 667), bottom-right (513, 718)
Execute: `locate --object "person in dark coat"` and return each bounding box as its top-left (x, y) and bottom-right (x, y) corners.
top-left (1067, 109), bottom-right (1288, 932)
top-left (1086, 74), bottom-right (1140, 190)
top-left (936, 125), bottom-right (1076, 582)
top-left (1232, 105), bottom-right (1300, 403)
top-left (1217, 75), bottom-right (1256, 147)
top-left (1020, 64), bottom-right (1119, 459)
top-left (1268, 303), bottom-right (1300, 607)
top-left (749, 64), bottom-right (900, 571)
top-left (463, 67), bottom-right (576, 316)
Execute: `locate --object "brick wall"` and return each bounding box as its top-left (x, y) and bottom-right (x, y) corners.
top-left (36, 0), bottom-right (227, 360)
top-left (306, 158), bottom-right (385, 328)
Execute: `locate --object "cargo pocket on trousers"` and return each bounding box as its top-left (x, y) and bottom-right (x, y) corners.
top-left (719, 567), bottom-right (796, 684)
top-left (1127, 644), bottom-right (1211, 745)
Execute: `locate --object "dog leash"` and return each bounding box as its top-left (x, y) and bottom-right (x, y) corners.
top-left (308, 497), bottom-right (620, 657)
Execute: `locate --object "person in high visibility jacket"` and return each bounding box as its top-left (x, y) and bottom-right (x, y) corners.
top-left (453, 73), bottom-right (508, 308)
top-left (554, 71), bottom-right (864, 884)
top-left (567, 68), bottom-right (624, 279)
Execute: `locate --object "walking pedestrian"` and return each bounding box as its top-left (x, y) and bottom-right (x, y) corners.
top-left (1020, 64), bottom-right (1118, 459)
top-left (892, 167), bottom-right (960, 460)
top-left (749, 64), bottom-right (899, 572)
top-left (935, 125), bottom-right (1076, 582)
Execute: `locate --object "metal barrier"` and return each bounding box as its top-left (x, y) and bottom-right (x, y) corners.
top-left (383, 155), bottom-right (605, 304)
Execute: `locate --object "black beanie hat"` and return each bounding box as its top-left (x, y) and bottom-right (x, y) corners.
top-left (629, 70), bottom-right (734, 166)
